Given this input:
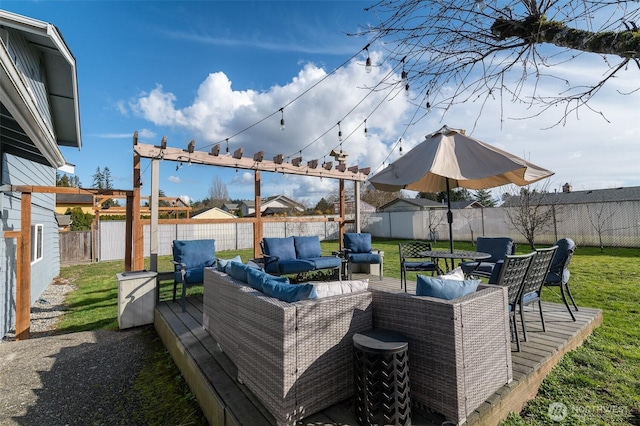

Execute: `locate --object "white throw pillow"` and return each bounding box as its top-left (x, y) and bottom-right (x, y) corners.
top-left (311, 279), bottom-right (369, 299)
top-left (437, 266), bottom-right (464, 281)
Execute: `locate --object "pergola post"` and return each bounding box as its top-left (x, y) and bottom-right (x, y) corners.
top-left (133, 151), bottom-right (143, 270)
top-left (253, 170), bottom-right (262, 259)
top-left (16, 191), bottom-right (32, 340)
top-left (150, 157), bottom-right (160, 272)
top-left (354, 180), bottom-right (361, 233)
top-left (339, 179), bottom-right (345, 249)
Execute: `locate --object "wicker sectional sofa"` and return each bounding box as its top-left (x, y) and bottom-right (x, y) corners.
top-left (203, 268), bottom-right (373, 426)
top-left (370, 284), bottom-right (513, 425)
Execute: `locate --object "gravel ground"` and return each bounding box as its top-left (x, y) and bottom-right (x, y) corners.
top-left (0, 279), bottom-right (157, 425)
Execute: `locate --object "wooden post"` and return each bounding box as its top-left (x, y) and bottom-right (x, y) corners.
top-left (16, 192), bottom-right (32, 340)
top-left (339, 179), bottom-right (345, 250)
top-left (354, 180), bottom-right (361, 233)
top-left (133, 151), bottom-right (143, 270)
top-left (125, 193), bottom-right (133, 271)
top-left (253, 170), bottom-right (262, 259)
top-left (150, 157), bottom-right (159, 272)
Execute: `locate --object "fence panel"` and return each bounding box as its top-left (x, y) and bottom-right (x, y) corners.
top-left (59, 231), bottom-right (92, 263)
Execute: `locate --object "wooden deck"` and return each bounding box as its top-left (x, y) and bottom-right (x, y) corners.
top-left (154, 275), bottom-right (603, 426)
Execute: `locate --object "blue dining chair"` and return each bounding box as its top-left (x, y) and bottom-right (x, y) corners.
top-left (343, 233), bottom-right (382, 280)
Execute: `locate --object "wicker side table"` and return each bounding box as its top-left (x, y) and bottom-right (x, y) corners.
top-left (353, 329), bottom-right (411, 426)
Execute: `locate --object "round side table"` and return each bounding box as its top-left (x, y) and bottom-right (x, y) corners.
top-left (353, 329), bottom-right (411, 426)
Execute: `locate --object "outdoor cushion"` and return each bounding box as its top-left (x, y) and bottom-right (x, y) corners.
top-left (307, 256), bottom-right (341, 270)
top-left (228, 261), bottom-right (260, 283)
top-left (310, 279), bottom-right (369, 299)
top-left (437, 267), bottom-right (465, 281)
top-left (246, 268), bottom-right (289, 292)
top-left (217, 255), bottom-right (242, 273)
top-left (261, 280), bottom-right (314, 303)
top-left (405, 261), bottom-right (437, 270)
top-left (294, 236), bottom-right (322, 259)
top-left (344, 233), bottom-right (372, 253)
top-left (275, 259), bottom-right (316, 274)
top-left (172, 239), bottom-right (216, 283)
top-left (488, 260), bottom-right (504, 284)
top-left (416, 275), bottom-right (480, 300)
top-left (460, 237), bottom-right (513, 275)
top-left (262, 237), bottom-right (297, 260)
top-left (347, 252), bottom-right (380, 264)
top-left (522, 291), bottom-right (540, 304)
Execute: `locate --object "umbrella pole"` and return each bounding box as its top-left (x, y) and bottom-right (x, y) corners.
top-left (446, 178), bottom-right (454, 255)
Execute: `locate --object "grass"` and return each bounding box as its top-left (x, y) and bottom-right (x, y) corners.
top-left (55, 239), bottom-right (640, 425)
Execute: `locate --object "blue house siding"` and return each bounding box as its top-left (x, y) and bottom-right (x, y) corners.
top-left (1, 153), bottom-right (58, 337)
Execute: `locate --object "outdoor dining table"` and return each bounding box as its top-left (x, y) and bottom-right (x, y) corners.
top-left (418, 250), bottom-right (491, 274)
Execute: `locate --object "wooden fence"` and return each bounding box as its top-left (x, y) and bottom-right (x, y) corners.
top-left (59, 230), bottom-right (92, 264)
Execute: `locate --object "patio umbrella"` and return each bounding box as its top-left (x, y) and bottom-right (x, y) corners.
top-left (368, 125), bottom-right (554, 252)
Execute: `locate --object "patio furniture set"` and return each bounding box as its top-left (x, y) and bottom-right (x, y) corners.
top-left (171, 234), bottom-right (577, 426)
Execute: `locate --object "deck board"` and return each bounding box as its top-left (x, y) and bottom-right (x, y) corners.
top-left (154, 274), bottom-right (602, 425)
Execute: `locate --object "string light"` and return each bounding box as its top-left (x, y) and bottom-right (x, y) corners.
top-left (399, 138), bottom-right (403, 156)
top-left (364, 119), bottom-right (369, 138)
top-left (225, 138), bottom-right (229, 155)
top-left (280, 108), bottom-right (285, 131)
top-left (426, 102), bottom-right (432, 113)
top-left (365, 46), bottom-right (372, 73)
top-left (338, 121), bottom-right (343, 142)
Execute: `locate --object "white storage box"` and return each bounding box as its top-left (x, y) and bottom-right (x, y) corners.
top-left (116, 270), bottom-right (158, 329)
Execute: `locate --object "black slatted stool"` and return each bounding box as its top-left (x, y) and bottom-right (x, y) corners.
top-left (353, 329), bottom-right (411, 426)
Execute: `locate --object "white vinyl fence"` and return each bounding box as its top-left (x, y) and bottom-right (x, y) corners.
top-left (97, 201), bottom-right (640, 261)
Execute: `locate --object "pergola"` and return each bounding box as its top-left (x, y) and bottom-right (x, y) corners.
top-left (131, 131), bottom-right (371, 273)
top-left (2, 132), bottom-right (371, 340)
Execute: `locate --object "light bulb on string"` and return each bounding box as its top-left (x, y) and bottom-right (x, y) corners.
top-left (405, 83), bottom-right (410, 96)
top-left (280, 108), bottom-right (285, 131)
top-left (365, 45), bottom-right (372, 73)
top-left (426, 102), bottom-right (432, 113)
top-left (364, 119), bottom-right (369, 138)
top-left (399, 138), bottom-right (403, 156)
top-left (338, 122), bottom-right (343, 142)
top-left (226, 138), bottom-right (229, 155)
top-left (475, 0), bottom-right (486, 12)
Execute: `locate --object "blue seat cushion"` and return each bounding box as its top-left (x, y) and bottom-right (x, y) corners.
top-left (276, 259), bottom-right (316, 274)
top-left (246, 268), bottom-right (289, 292)
top-left (522, 291), bottom-right (540, 304)
top-left (294, 236), bottom-right (322, 259)
top-left (262, 237), bottom-right (297, 260)
top-left (404, 261), bottom-right (437, 271)
top-left (465, 262), bottom-right (495, 276)
top-left (261, 281), bottom-right (314, 303)
top-left (545, 269), bottom-right (570, 285)
top-left (488, 260), bottom-right (504, 284)
top-left (416, 275), bottom-right (480, 300)
top-left (344, 233), bottom-right (372, 253)
top-left (307, 256), bottom-right (341, 270)
top-left (348, 253), bottom-right (380, 264)
top-left (476, 237), bottom-right (513, 263)
top-left (173, 239), bottom-right (216, 269)
top-left (217, 255), bottom-right (242, 273)
top-left (180, 268), bottom-right (205, 284)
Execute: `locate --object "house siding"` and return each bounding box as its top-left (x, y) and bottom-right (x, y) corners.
top-left (1, 153), bottom-right (58, 337)
top-left (5, 27), bottom-right (55, 133)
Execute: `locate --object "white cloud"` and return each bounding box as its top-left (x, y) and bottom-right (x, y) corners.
top-left (168, 175), bottom-right (181, 183)
top-left (130, 49), bottom-right (640, 203)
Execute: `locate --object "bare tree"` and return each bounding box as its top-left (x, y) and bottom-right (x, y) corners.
top-left (586, 198), bottom-right (617, 252)
top-left (355, 0), bottom-right (640, 127)
top-left (503, 182), bottom-right (556, 249)
top-left (427, 208), bottom-right (445, 242)
top-left (361, 185), bottom-right (404, 208)
top-left (208, 176), bottom-right (229, 208)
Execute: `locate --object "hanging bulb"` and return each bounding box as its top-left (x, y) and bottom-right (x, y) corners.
top-left (405, 83), bottom-right (410, 96)
top-left (426, 102), bottom-right (432, 113)
top-left (225, 138), bottom-right (229, 155)
top-left (365, 56), bottom-right (372, 73)
top-left (475, 0), bottom-right (486, 12)
top-left (338, 122), bottom-right (343, 142)
top-left (364, 119), bottom-right (369, 138)
top-left (399, 138), bottom-right (403, 156)
top-left (280, 108), bottom-right (285, 131)
top-left (401, 70), bottom-right (408, 83)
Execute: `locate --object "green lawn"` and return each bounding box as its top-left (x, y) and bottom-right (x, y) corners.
top-left (56, 239), bottom-right (640, 425)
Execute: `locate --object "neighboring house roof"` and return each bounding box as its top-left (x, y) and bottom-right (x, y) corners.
top-left (221, 203), bottom-right (238, 211)
top-left (501, 186), bottom-right (640, 206)
top-left (55, 214), bottom-right (71, 227)
top-left (379, 198), bottom-right (483, 211)
top-left (238, 196), bottom-right (306, 212)
top-left (56, 193), bottom-right (94, 205)
top-left (0, 10), bottom-right (81, 167)
top-left (192, 207), bottom-right (237, 219)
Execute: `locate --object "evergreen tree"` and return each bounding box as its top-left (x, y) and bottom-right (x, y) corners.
top-left (473, 189), bottom-right (497, 207)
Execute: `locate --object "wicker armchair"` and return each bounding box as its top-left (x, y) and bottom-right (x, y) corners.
top-left (398, 241), bottom-right (438, 291)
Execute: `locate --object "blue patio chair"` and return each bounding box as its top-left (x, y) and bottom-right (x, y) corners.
top-left (518, 246), bottom-right (558, 341)
top-left (461, 236), bottom-right (515, 278)
top-left (488, 252), bottom-right (535, 352)
top-left (172, 239), bottom-right (216, 312)
top-left (543, 238), bottom-right (578, 321)
top-left (399, 241), bottom-right (438, 292)
top-left (343, 233), bottom-right (382, 280)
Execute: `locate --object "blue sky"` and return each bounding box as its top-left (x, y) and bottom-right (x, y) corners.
top-left (4, 1), bottom-right (640, 206)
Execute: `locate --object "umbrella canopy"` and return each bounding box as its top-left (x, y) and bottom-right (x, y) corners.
top-left (369, 125), bottom-right (554, 252)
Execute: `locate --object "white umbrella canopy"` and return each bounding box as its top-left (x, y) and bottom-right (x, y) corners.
top-left (369, 125), bottom-right (554, 193)
top-left (369, 125), bottom-right (554, 252)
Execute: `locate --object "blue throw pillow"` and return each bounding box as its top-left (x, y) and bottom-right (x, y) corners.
top-left (416, 275), bottom-right (480, 300)
top-left (217, 255), bottom-right (242, 273)
top-left (261, 281), bottom-right (314, 303)
top-left (227, 261), bottom-right (259, 283)
top-left (246, 267), bottom-right (289, 292)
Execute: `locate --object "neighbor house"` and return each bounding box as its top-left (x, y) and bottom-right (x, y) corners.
top-left (0, 10), bottom-right (81, 337)
top-left (192, 207), bottom-right (237, 219)
top-left (237, 195), bottom-right (306, 217)
top-left (379, 197), bottom-right (483, 212)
